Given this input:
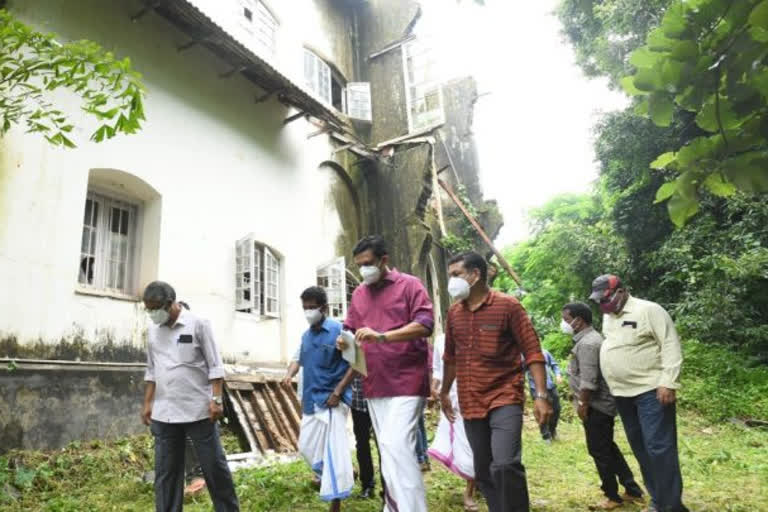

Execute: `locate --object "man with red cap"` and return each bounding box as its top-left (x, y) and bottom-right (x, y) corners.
top-left (589, 274), bottom-right (689, 512)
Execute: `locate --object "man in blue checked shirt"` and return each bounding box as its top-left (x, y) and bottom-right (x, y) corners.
top-left (523, 349), bottom-right (562, 441)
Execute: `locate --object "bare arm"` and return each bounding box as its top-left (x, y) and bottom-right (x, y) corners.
top-left (141, 382), bottom-right (155, 426)
top-left (439, 362), bottom-right (458, 422)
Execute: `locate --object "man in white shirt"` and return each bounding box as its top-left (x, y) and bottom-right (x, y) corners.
top-left (142, 281), bottom-right (239, 512)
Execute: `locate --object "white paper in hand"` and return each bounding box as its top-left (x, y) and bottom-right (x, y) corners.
top-left (340, 330), bottom-right (367, 376)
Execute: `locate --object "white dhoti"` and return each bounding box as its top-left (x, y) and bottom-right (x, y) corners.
top-left (298, 404), bottom-right (354, 502)
top-left (428, 390), bottom-right (475, 480)
top-left (367, 396), bottom-right (427, 512)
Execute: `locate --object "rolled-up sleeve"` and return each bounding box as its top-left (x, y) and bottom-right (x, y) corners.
top-left (510, 302), bottom-right (545, 365)
top-left (343, 290), bottom-right (361, 333)
top-left (577, 342), bottom-right (601, 391)
top-left (409, 280), bottom-right (434, 333)
top-left (144, 339), bottom-right (155, 382)
top-left (196, 319), bottom-right (226, 380)
top-left (649, 304), bottom-right (683, 389)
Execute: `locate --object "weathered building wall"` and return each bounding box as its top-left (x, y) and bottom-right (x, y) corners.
top-left (0, 361), bottom-right (146, 453)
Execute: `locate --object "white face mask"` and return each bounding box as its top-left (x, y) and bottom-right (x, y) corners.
top-left (304, 308), bottom-right (323, 326)
top-left (447, 276), bottom-right (471, 301)
top-left (360, 264), bottom-right (382, 285)
top-left (560, 318), bottom-right (575, 336)
top-left (147, 308), bottom-right (170, 326)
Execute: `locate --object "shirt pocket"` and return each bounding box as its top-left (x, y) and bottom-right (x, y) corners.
top-left (476, 324), bottom-right (504, 358)
top-left (176, 335), bottom-right (200, 364)
top-left (317, 344), bottom-right (338, 369)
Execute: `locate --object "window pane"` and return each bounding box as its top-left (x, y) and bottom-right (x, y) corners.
top-left (84, 199), bottom-right (92, 225)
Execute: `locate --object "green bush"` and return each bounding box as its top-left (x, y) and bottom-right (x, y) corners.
top-left (541, 331), bottom-right (572, 361)
top-left (679, 340), bottom-right (768, 422)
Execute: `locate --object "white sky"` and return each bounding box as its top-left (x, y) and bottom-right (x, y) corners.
top-left (420, 0), bottom-right (627, 246)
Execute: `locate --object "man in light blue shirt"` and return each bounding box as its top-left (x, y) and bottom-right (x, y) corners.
top-left (295, 286), bottom-right (356, 512)
top-left (523, 349), bottom-right (562, 441)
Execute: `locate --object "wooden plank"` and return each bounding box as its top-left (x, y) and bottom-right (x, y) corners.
top-left (225, 380), bottom-right (256, 391)
top-left (237, 389), bottom-right (271, 451)
top-left (252, 387), bottom-right (293, 452)
top-left (263, 383), bottom-right (298, 449)
top-left (270, 382), bottom-right (301, 434)
top-left (225, 374), bottom-right (268, 384)
top-left (283, 111), bottom-right (306, 125)
top-left (438, 178), bottom-right (523, 285)
top-left (280, 381), bottom-right (302, 414)
top-left (227, 388), bottom-right (260, 454)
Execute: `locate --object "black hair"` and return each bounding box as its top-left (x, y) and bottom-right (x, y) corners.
top-left (178, 301), bottom-right (190, 310)
top-left (448, 251), bottom-right (488, 282)
top-left (563, 302), bottom-right (592, 325)
top-left (300, 286), bottom-right (328, 306)
top-left (353, 235), bottom-right (388, 258)
top-left (143, 281), bottom-right (176, 305)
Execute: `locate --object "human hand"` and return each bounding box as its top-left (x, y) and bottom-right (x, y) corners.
top-left (354, 327), bottom-right (382, 343)
top-left (533, 397), bottom-right (553, 427)
top-left (440, 392), bottom-right (456, 423)
top-left (336, 335), bottom-right (348, 351)
top-left (326, 392), bottom-right (341, 408)
top-left (656, 386), bottom-right (676, 406)
top-left (209, 400), bottom-right (224, 422)
top-left (577, 402), bottom-right (589, 422)
top-left (141, 403), bottom-right (152, 426)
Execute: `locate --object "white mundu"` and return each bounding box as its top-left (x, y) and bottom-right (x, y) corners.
top-left (428, 334), bottom-right (475, 479)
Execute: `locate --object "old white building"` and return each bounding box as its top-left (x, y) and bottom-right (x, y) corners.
top-left (0, 0), bottom-right (377, 363)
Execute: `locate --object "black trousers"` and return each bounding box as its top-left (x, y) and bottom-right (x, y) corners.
top-left (351, 407), bottom-right (386, 495)
top-left (151, 419), bottom-right (239, 512)
top-left (584, 408), bottom-right (643, 501)
top-left (464, 405), bottom-right (529, 512)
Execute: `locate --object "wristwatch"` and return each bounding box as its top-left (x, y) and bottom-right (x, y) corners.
top-left (212, 395), bottom-right (223, 405)
top-left (534, 391), bottom-right (550, 401)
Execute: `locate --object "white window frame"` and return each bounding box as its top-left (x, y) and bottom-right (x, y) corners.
top-left (78, 191), bottom-right (138, 296)
top-left (304, 49), bottom-right (332, 105)
top-left (402, 38), bottom-right (445, 133)
top-left (237, 0), bottom-right (279, 57)
top-left (235, 237), bottom-right (280, 318)
top-left (316, 257), bottom-right (347, 320)
top-left (264, 246), bottom-right (280, 318)
top-left (346, 82), bottom-right (372, 121)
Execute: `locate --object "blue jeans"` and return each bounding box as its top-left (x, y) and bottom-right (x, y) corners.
top-left (614, 390), bottom-right (688, 512)
top-left (415, 408), bottom-right (428, 464)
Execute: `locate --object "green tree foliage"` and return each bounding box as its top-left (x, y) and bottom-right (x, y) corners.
top-left (551, 0), bottom-right (768, 359)
top-left (0, 10), bottom-right (145, 147)
top-left (494, 194), bottom-right (627, 357)
top-left (557, 0), bottom-right (671, 87)
top-left (621, 0), bottom-right (768, 226)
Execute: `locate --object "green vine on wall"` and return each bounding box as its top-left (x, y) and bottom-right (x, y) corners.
top-left (440, 184), bottom-right (481, 254)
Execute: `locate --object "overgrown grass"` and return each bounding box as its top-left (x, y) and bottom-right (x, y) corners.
top-left (1, 408), bottom-right (766, 511)
top-left (2, 338), bottom-right (766, 511)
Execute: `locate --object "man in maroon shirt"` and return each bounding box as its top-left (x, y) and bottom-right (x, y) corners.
top-left (440, 251), bottom-right (552, 512)
top-left (338, 235), bottom-right (433, 512)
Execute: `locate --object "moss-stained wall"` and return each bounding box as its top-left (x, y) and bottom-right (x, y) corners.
top-left (0, 363), bottom-right (145, 452)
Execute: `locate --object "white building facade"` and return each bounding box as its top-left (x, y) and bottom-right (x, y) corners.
top-left (0, 0), bottom-right (370, 363)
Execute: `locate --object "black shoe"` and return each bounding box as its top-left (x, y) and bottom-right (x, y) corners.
top-left (358, 487), bottom-right (375, 499)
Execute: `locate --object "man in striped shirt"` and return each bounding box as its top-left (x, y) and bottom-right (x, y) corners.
top-left (440, 252), bottom-right (552, 512)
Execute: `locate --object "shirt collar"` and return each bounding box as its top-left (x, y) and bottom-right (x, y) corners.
top-left (573, 325), bottom-right (594, 343)
top-left (462, 289), bottom-right (495, 311)
top-left (315, 317), bottom-right (333, 333)
top-left (617, 295), bottom-right (636, 315)
top-left (381, 268), bottom-right (400, 283)
top-left (170, 308), bottom-right (188, 328)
